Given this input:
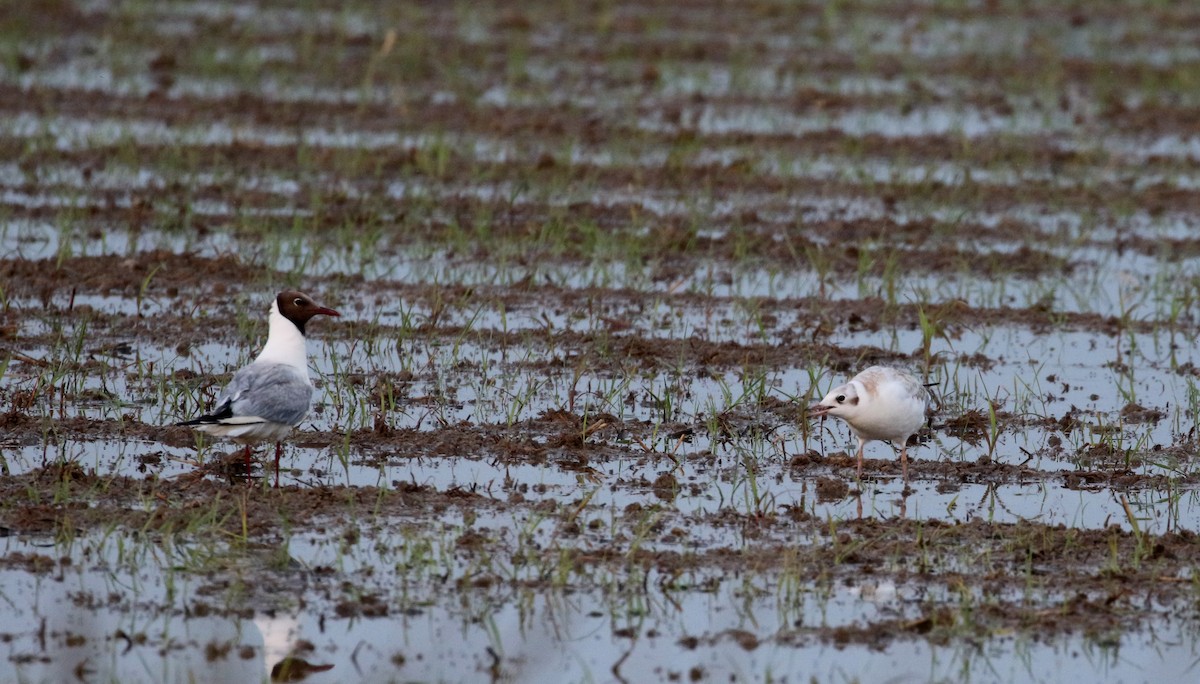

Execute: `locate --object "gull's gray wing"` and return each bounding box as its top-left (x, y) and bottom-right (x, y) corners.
top-left (227, 362), bottom-right (313, 426)
top-left (194, 361), bottom-right (313, 428)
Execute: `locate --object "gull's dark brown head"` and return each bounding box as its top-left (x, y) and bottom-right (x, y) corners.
top-left (276, 290), bottom-right (340, 335)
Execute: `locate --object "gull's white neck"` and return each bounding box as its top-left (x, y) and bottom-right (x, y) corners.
top-left (255, 300), bottom-right (310, 379)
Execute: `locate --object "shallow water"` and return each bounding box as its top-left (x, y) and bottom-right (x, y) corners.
top-left (4, 1), bottom-right (1200, 682)
top-left (2, 521), bottom-right (1197, 684)
top-left (5, 292), bottom-right (1199, 546)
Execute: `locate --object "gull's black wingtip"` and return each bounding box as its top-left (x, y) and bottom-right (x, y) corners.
top-left (177, 403), bottom-right (233, 427)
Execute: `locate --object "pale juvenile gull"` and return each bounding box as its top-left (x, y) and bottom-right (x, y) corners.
top-left (809, 365), bottom-right (932, 488)
top-left (178, 290), bottom-right (339, 486)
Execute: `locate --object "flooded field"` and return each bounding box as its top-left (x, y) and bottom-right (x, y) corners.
top-left (3, 1), bottom-right (1200, 682)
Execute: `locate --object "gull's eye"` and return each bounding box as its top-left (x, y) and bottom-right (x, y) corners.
top-left (835, 394), bottom-right (846, 403)
top-left (293, 297), bottom-right (305, 306)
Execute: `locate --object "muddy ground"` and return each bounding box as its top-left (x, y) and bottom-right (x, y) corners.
top-left (2, 1), bottom-right (1200, 683)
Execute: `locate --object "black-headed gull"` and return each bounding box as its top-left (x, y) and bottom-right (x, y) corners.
top-left (809, 365), bottom-right (931, 488)
top-left (179, 290), bottom-right (339, 486)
